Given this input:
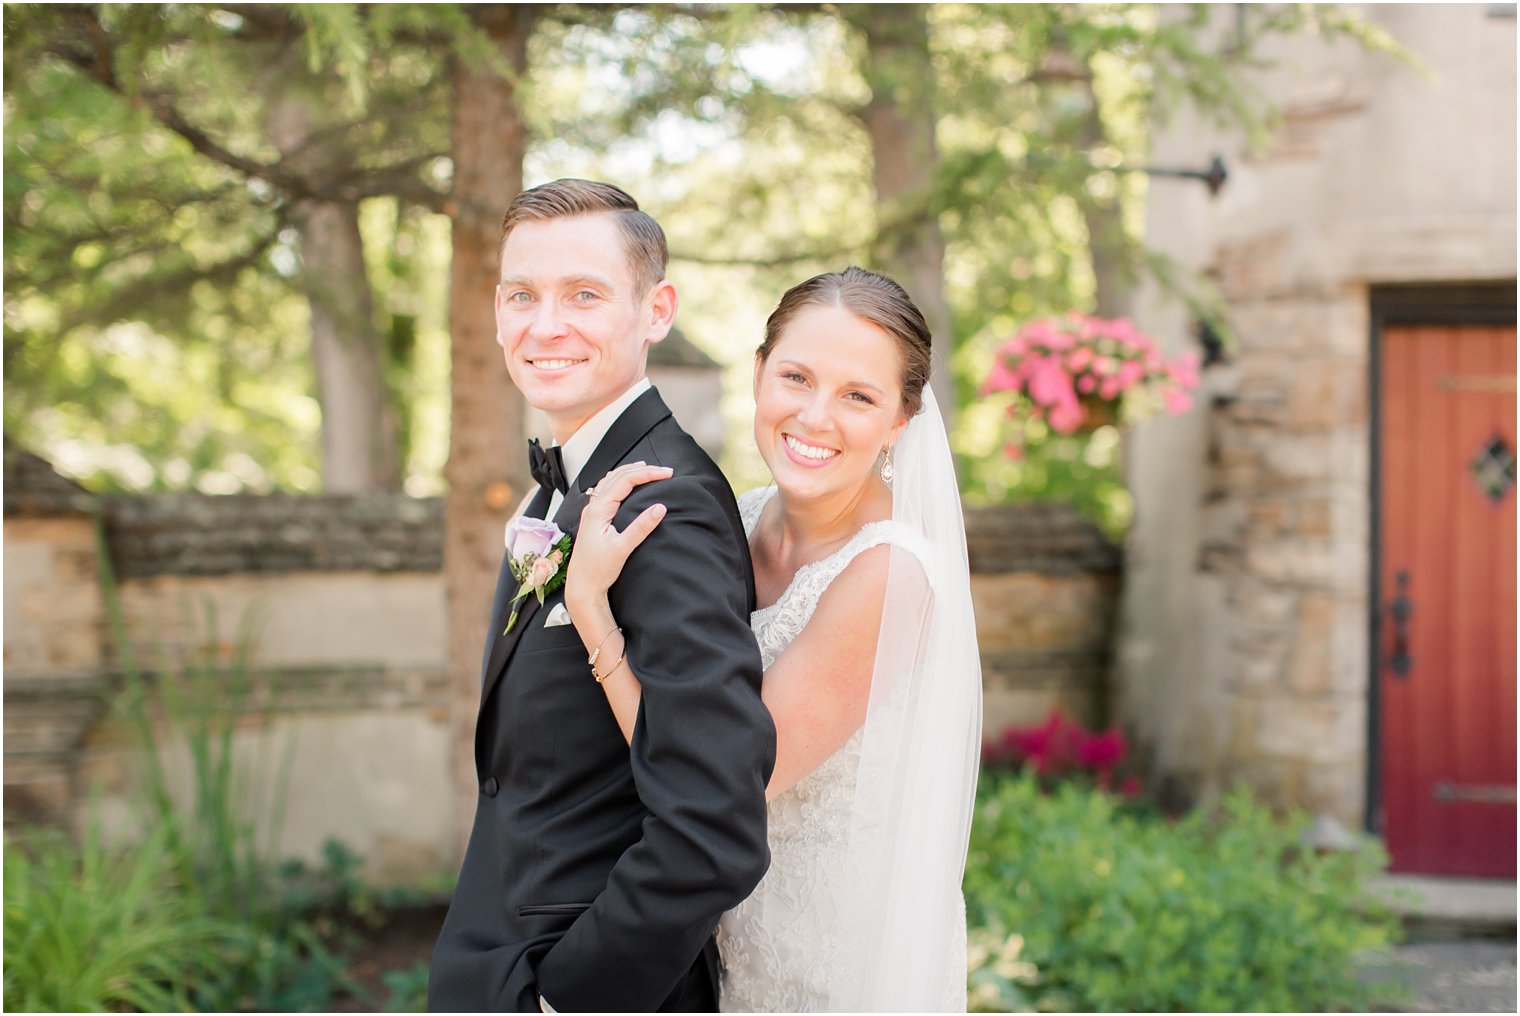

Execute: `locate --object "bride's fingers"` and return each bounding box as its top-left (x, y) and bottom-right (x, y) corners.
top-left (591, 464), bottom-right (673, 505)
top-left (615, 502), bottom-right (667, 556)
top-left (581, 463), bottom-right (642, 504)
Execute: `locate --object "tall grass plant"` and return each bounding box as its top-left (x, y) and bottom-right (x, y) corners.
top-left (3, 821), bottom-right (240, 1012)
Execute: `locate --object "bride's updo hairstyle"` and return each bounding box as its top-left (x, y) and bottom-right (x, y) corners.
top-left (758, 266), bottom-right (933, 417)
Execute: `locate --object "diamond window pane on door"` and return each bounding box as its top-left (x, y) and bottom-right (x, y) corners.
top-left (1470, 434), bottom-right (1517, 504)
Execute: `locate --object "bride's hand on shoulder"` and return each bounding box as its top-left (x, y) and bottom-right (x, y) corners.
top-left (565, 462), bottom-right (673, 612)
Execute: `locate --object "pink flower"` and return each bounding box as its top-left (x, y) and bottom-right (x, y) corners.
top-left (505, 516), bottom-right (564, 559)
top-left (982, 357), bottom-right (1023, 395)
top-left (1029, 360), bottom-right (1075, 407)
top-left (1009, 712), bottom-right (1061, 763)
top-left (1048, 398), bottom-right (1086, 434)
top-left (1162, 387), bottom-right (1194, 415)
top-left (528, 556), bottom-right (558, 589)
top-left (1003, 441), bottom-right (1025, 462)
top-left (1171, 353), bottom-right (1201, 390)
top-left (1105, 317), bottom-right (1138, 345)
top-left (1043, 327), bottom-right (1076, 352)
top-left (1077, 729), bottom-right (1127, 773)
top-left (984, 314), bottom-right (1198, 434)
top-left (1021, 321), bottom-right (1057, 349)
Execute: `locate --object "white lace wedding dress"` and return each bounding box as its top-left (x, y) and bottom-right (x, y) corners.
top-left (716, 487), bottom-right (967, 1013)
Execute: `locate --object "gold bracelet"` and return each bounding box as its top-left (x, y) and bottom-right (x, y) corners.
top-left (588, 625), bottom-right (621, 669)
top-left (593, 649), bottom-right (627, 685)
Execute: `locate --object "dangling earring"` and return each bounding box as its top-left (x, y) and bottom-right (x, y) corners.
top-left (879, 445), bottom-right (894, 484)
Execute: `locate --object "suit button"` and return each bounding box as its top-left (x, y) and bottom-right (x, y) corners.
top-left (481, 776), bottom-right (499, 797)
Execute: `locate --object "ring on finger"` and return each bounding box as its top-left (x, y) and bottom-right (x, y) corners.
top-left (585, 488), bottom-right (599, 499)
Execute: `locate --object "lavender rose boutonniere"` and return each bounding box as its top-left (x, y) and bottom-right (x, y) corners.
top-left (502, 516), bottom-right (573, 634)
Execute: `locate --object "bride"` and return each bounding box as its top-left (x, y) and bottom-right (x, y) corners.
top-left (565, 267), bottom-right (982, 1012)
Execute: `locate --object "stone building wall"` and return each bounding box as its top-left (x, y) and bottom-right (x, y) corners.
top-left (5, 447), bottom-right (1120, 879)
top-left (1117, 5), bottom-right (1516, 820)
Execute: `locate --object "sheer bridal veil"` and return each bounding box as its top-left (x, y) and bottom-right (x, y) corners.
top-left (828, 385), bottom-right (984, 1011)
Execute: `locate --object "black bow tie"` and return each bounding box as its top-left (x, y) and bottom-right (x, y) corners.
top-left (528, 438), bottom-right (569, 495)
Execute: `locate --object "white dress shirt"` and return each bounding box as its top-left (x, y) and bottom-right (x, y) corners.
top-left (545, 376), bottom-right (652, 520)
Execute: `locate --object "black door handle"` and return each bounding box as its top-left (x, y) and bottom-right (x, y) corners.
top-left (1387, 569), bottom-right (1413, 679)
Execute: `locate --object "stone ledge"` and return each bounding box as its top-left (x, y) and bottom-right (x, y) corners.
top-left (3, 443), bottom-right (98, 518)
top-left (964, 502), bottom-right (1122, 575)
top-left (104, 493), bottom-right (444, 578)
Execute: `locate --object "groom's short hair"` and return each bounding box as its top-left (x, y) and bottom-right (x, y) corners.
top-left (499, 179), bottom-right (668, 296)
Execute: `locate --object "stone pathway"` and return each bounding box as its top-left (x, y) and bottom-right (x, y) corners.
top-left (1363, 938), bottom-right (1517, 1013)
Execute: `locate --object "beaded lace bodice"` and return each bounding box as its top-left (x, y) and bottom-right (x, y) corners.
top-left (716, 487), bottom-right (964, 1013)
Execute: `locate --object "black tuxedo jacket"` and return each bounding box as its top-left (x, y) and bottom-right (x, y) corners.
top-left (429, 388), bottom-right (775, 1012)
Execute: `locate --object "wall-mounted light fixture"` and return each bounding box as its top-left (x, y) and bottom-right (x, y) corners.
top-left (1122, 155), bottom-right (1229, 197)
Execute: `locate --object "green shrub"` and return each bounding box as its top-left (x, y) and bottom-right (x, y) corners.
top-left (382, 960), bottom-right (432, 1012)
top-left (964, 771), bottom-right (1402, 1012)
top-left (3, 824), bottom-right (240, 1013)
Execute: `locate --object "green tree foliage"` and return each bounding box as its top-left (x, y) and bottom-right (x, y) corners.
top-left (6, 3), bottom-right (1406, 512)
top-left (520, 4), bottom-right (1406, 523)
top-left (3, 4), bottom-right (465, 492)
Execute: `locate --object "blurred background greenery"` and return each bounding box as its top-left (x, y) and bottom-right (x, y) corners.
top-left (3, 3), bottom-right (1395, 534)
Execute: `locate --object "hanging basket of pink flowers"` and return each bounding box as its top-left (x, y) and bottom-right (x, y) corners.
top-left (981, 313), bottom-right (1201, 438)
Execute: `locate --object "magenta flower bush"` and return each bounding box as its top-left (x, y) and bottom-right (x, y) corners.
top-left (982, 314), bottom-right (1201, 436)
top-left (982, 710), bottom-right (1140, 797)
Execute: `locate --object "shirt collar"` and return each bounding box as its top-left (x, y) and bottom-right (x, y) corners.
top-left (556, 377), bottom-right (652, 489)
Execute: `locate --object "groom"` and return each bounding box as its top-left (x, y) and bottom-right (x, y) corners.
top-left (428, 180), bottom-right (775, 1012)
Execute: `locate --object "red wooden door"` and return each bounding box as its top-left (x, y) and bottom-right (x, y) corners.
top-left (1379, 323), bottom-right (1516, 877)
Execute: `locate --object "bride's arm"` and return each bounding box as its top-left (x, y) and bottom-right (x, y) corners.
top-left (571, 500), bottom-right (928, 799)
top-left (745, 545), bottom-right (911, 799)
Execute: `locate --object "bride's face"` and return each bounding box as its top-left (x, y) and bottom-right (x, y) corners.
top-left (753, 304), bottom-right (909, 503)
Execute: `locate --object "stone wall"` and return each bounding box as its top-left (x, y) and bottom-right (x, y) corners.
top-left (1118, 5), bottom-right (1516, 820)
top-left (4, 444), bottom-right (1120, 879)
top-left (2, 462), bottom-right (456, 884)
top-left (967, 503), bottom-right (1122, 734)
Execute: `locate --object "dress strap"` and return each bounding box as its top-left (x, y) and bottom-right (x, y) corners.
top-left (783, 520), bottom-right (929, 621)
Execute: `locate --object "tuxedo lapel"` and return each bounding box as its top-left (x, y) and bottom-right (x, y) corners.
top-left (478, 388), bottom-right (674, 710)
top-left (559, 387), bottom-right (673, 525)
top-left (478, 484), bottom-right (552, 696)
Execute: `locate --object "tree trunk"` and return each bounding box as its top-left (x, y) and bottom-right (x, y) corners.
top-left (266, 80), bottom-right (399, 493)
top-left (1069, 48), bottom-right (1136, 320)
top-left (849, 3), bottom-right (954, 425)
top-left (443, 4), bottom-right (533, 855)
top-left (296, 199), bottom-right (402, 492)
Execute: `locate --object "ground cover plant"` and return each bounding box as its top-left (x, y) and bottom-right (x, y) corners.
top-left (964, 716), bottom-right (1404, 1012)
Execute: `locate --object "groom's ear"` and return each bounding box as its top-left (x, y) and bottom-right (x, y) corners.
top-left (644, 279), bottom-right (678, 345)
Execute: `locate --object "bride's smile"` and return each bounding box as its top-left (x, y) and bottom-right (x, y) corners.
top-left (753, 303), bottom-right (908, 503)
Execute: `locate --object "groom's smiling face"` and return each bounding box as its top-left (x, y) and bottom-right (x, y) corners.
top-left (497, 213), bottom-right (676, 443)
